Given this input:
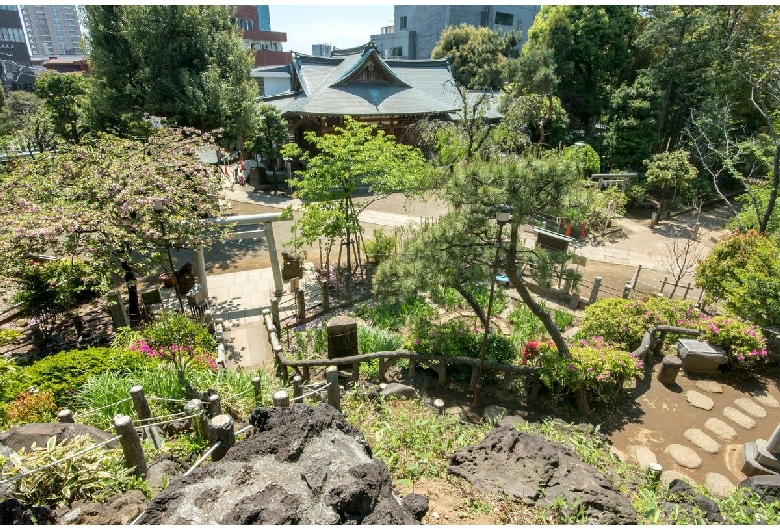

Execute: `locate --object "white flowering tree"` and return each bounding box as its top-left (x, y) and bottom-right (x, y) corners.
top-left (0, 127), bottom-right (231, 318)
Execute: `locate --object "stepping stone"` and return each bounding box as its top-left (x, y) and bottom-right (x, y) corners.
top-left (749, 393), bottom-right (779, 408)
top-left (685, 390), bottom-right (715, 410)
top-left (705, 418), bottom-right (738, 441)
top-left (632, 446), bottom-right (658, 469)
top-left (705, 472), bottom-right (736, 499)
top-left (695, 380), bottom-right (723, 393)
top-left (666, 443), bottom-right (703, 469)
top-left (684, 428), bottom-right (721, 454)
top-left (610, 446), bottom-right (627, 462)
top-left (723, 407), bottom-right (756, 429)
top-left (734, 397), bottom-right (767, 418)
top-left (661, 470), bottom-right (694, 485)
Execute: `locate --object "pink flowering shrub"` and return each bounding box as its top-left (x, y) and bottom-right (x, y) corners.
top-left (696, 315), bottom-right (767, 372)
top-left (530, 336), bottom-right (641, 404)
top-left (131, 312), bottom-right (217, 384)
top-left (578, 295), bottom-right (693, 351)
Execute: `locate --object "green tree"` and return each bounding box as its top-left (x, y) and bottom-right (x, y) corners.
top-left (503, 43), bottom-right (561, 147)
top-left (431, 23), bottom-right (520, 90)
top-left (644, 149), bottom-right (698, 219)
top-left (695, 231), bottom-right (780, 327)
top-left (377, 156), bottom-right (580, 359)
top-left (0, 91), bottom-right (56, 154)
top-left (527, 5), bottom-right (639, 137)
top-left (245, 103), bottom-right (287, 172)
top-left (84, 5), bottom-right (257, 145)
top-left (0, 127), bottom-right (230, 318)
top-left (634, 6), bottom-right (740, 152)
top-left (603, 79), bottom-right (659, 170)
top-left (282, 117), bottom-right (430, 297)
top-left (33, 70), bottom-right (90, 145)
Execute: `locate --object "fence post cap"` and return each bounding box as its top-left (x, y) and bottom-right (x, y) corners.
top-left (129, 385), bottom-right (143, 392)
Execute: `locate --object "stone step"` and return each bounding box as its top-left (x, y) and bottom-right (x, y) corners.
top-left (660, 470), bottom-right (695, 486)
top-left (749, 392), bottom-right (779, 408)
top-left (666, 443), bottom-right (702, 469)
top-left (685, 390), bottom-right (715, 410)
top-left (755, 439), bottom-right (780, 472)
top-left (695, 380), bottom-right (723, 394)
top-left (734, 397), bottom-right (767, 418)
top-left (684, 428), bottom-right (721, 454)
top-left (704, 418), bottom-right (737, 441)
top-left (723, 407), bottom-right (757, 429)
top-left (741, 441), bottom-right (777, 477)
top-left (632, 446), bottom-right (658, 469)
top-left (705, 472), bottom-right (736, 499)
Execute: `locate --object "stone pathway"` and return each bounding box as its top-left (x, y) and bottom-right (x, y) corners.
top-left (624, 375), bottom-right (780, 497)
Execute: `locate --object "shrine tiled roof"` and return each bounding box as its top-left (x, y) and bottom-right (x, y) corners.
top-left (265, 46), bottom-right (461, 117)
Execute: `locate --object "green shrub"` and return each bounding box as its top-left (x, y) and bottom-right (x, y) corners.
top-left (578, 295), bottom-right (693, 351)
top-left (363, 228), bottom-right (397, 265)
top-left (353, 295), bottom-right (434, 331)
top-left (14, 347), bottom-right (158, 408)
top-left (358, 325), bottom-right (403, 354)
top-left (0, 328), bottom-right (21, 346)
top-left (508, 302), bottom-right (573, 347)
top-left (12, 259), bottom-right (106, 339)
top-left (407, 318), bottom-right (516, 382)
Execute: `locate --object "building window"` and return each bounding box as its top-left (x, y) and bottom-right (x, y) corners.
top-left (399, 16), bottom-right (407, 30)
top-left (239, 19), bottom-right (253, 31)
top-left (494, 12), bottom-right (514, 26)
top-left (389, 46), bottom-right (403, 58)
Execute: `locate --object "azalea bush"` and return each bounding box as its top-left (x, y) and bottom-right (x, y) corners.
top-left (696, 315), bottom-right (768, 372)
top-left (578, 295), bottom-right (694, 351)
top-left (407, 318), bottom-right (516, 382)
top-left (529, 336), bottom-right (641, 405)
top-left (129, 312), bottom-right (217, 387)
top-left (4, 390), bottom-right (57, 426)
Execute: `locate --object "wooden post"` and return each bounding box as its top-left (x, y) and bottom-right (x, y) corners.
top-left (683, 282), bottom-right (692, 300)
top-left (326, 366), bottom-right (340, 411)
top-left (654, 331), bottom-right (668, 356)
top-left (113, 414), bottom-right (147, 478)
top-left (57, 409), bottom-right (74, 423)
top-left (270, 299), bottom-right (280, 329)
top-left (657, 355), bottom-right (683, 385)
top-left (569, 292), bottom-right (580, 310)
top-left (130, 385), bottom-right (152, 422)
top-left (185, 399), bottom-right (208, 439)
top-left (131, 385), bottom-right (164, 448)
top-left (660, 276), bottom-right (668, 295)
top-left (631, 264), bottom-right (643, 288)
top-left (301, 365), bottom-right (310, 382)
top-left (252, 376), bottom-right (262, 402)
top-left (208, 394), bottom-right (222, 417)
top-left (434, 399), bottom-right (445, 415)
top-left (351, 362), bottom-right (360, 383)
top-left (647, 462), bottom-right (663, 485)
top-left (622, 282), bottom-right (632, 299)
top-left (378, 357), bottom-right (389, 381)
top-left (293, 375), bottom-right (303, 403)
top-left (208, 414), bottom-right (235, 461)
top-left (321, 280), bottom-right (329, 311)
top-left (273, 390), bottom-right (290, 407)
top-left (589, 276), bottom-right (602, 304)
top-left (296, 289), bottom-right (306, 320)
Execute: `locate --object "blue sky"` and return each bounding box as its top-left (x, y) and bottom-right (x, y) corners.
top-left (268, 5), bottom-right (394, 55)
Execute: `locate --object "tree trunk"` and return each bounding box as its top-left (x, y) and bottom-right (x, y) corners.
top-left (504, 225), bottom-right (571, 358)
top-left (121, 260), bottom-right (139, 318)
top-left (456, 285), bottom-right (488, 330)
top-left (575, 387), bottom-right (591, 415)
top-left (538, 94), bottom-right (553, 146)
top-left (759, 141), bottom-right (780, 233)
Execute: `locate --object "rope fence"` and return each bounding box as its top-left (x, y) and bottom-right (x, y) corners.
top-left (73, 397), bottom-right (133, 418)
top-left (183, 441), bottom-right (223, 478)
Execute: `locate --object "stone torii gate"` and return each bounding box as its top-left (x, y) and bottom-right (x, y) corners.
top-left (191, 213), bottom-right (285, 300)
